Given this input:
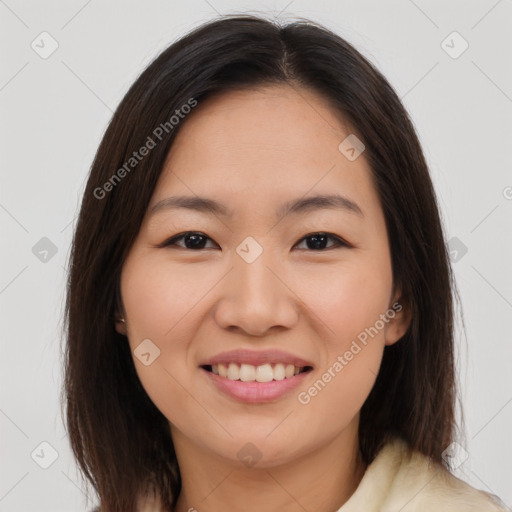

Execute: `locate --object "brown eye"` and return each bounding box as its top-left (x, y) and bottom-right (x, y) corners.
top-left (160, 231), bottom-right (349, 251)
top-left (162, 232), bottom-right (218, 250)
top-left (294, 232), bottom-right (348, 251)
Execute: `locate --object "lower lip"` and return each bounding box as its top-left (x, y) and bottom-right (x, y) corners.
top-left (201, 367), bottom-right (312, 404)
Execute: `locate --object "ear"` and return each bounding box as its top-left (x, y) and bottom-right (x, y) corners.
top-left (384, 289), bottom-right (412, 346)
top-left (115, 315), bottom-right (127, 336)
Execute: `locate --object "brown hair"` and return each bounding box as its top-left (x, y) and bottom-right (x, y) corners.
top-left (62, 13), bottom-right (459, 511)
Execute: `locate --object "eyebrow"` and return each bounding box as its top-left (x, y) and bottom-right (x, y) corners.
top-left (149, 193), bottom-right (363, 220)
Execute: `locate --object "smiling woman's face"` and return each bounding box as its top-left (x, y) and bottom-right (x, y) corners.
top-left (117, 84), bottom-right (409, 468)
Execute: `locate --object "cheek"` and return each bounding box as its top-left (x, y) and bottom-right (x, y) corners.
top-left (121, 256), bottom-right (209, 341)
top-left (301, 257), bottom-right (393, 347)
top-left (120, 256), bottom-right (217, 426)
top-left (293, 259), bottom-right (391, 418)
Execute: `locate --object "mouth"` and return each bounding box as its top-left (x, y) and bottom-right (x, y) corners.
top-left (200, 356), bottom-right (314, 403)
top-left (199, 349), bottom-right (315, 403)
top-left (201, 363), bottom-right (314, 382)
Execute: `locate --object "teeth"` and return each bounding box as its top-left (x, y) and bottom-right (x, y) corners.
top-left (255, 363), bottom-right (273, 383)
top-left (218, 363), bottom-right (228, 378)
top-left (211, 363), bottom-right (306, 381)
top-left (273, 363), bottom-right (285, 380)
top-left (240, 364), bottom-right (256, 382)
top-left (285, 364), bottom-right (295, 378)
top-left (227, 363), bottom-right (239, 380)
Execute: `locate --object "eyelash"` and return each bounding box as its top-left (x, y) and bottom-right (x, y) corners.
top-left (159, 231), bottom-right (350, 251)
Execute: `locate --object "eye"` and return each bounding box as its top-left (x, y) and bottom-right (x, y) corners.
top-left (294, 232), bottom-right (349, 251)
top-left (160, 231), bottom-right (349, 251)
top-left (160, 231), bottom-right (218, 250)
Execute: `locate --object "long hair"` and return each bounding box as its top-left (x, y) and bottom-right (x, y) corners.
top-left (62, 13), bottom-right (458, 511)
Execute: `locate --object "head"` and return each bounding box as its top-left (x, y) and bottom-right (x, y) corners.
top-left (63, 14), bottom-right (456, 512)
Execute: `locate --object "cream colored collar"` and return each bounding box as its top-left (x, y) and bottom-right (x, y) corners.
top-left (337, 437), bottom-right (509, 511)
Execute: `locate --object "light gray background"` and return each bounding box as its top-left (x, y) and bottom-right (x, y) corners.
top-left (1, 0), bottom-right (511, 510)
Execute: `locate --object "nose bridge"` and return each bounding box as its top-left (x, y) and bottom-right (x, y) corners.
top-left (233, 236), bottom-right (280, 304)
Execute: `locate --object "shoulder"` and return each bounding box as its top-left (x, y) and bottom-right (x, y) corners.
top-left (388, 438), bottom-right (509, 511)
top-left (339, 436), bottom-right (510, 512)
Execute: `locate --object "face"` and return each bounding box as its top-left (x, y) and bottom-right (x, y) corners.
top-left (117, 84), bottom-right (410, 467)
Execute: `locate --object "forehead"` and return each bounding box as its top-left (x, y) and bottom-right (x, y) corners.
top-left (167, 83), bottom-right (354, 161)
top-left (150, 84), bottom-right (378, 220)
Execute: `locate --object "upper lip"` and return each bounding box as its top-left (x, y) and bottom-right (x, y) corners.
top-left (200, 349), bottom-right (314, 368)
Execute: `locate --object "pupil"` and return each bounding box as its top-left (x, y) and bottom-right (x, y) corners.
top-left (308, 233), bottom-right (327, 250)
top-left (186, 233), bottom-right (206, 249)
top-left (183, 233), bottom-right (329, 250)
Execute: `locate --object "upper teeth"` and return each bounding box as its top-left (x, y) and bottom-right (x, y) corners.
top-left (212, 363), bottom-right (302, 382)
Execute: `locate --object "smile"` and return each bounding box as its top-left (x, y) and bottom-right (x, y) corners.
top-left (204, 363), bottom-right (312, 382)
top-left (201, 365), bottom-right (313, 403)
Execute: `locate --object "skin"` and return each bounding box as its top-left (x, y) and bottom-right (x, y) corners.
top-left (116, 83), bottom-right (411, 512)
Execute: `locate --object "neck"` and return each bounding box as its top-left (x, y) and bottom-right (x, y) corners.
top-left (172, 418), bottom-right (366, 512)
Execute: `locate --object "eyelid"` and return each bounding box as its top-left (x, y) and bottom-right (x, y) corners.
top-left (158, 231), bottom-right (351, 250)
top-left (157, 231), bottom-right (218, 249)
top-left (296, 232), bottom-right (350, 249)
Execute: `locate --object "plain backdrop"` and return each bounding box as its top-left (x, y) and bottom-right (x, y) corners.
top-left (1, 0), bottom-right (511, 510)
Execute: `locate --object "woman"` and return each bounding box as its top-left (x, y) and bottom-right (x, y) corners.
top-left (63, 14), bottom-right (509, 512)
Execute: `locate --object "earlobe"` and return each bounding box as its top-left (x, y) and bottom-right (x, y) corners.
top-left (115, 316), bottom-right (127, 336)
top-left (384, 295), bottom-right (412, 346)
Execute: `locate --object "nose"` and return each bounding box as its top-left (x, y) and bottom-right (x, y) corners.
top-left (213, 247), bottom-right (299, 337)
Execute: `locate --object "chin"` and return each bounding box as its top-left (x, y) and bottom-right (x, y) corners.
top-left (207, 435), bottom-right (307, 470)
